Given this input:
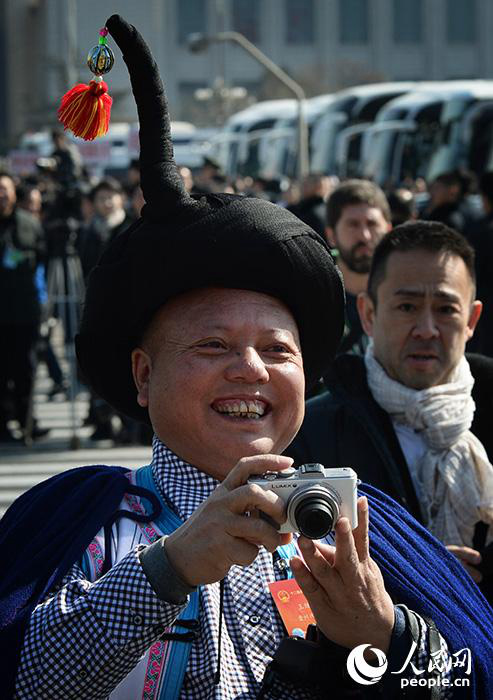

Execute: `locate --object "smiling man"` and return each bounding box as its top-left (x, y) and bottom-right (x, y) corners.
top-left (131, 288), bottom-right (305, 480)
top-left (288, 221), bottom-right (493, 600)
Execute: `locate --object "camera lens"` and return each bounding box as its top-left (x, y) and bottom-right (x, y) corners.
top-left (294, 497), bottom-right (338, 539)
top-left (286, 485), bottom-right (340, 539)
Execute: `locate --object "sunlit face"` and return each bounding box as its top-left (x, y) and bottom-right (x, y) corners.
top-left (358, 250), bottom-right (482, 389)
top-left (327, 203), bottom-right (391, 273)
top-left (132, 288), bottom-right (305, 480)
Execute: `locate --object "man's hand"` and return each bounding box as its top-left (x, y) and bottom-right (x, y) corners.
top-left (446, 545), bottom-right (482, 583)
top-left (291, 497), bottom-right (395, 652)
top-left (164, 454), bottom-right (293, 587)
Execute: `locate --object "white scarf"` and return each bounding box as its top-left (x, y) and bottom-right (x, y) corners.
top-left (364, 341), bottom-right (493, 547)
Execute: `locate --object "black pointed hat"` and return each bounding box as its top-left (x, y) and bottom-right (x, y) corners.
top-left (75, 15), bottom-right (345, 422)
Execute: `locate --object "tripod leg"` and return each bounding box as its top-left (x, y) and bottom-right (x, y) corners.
top-left (65, 256), bottom-right (86, 448)
top-left (47, 256), bottom-right (84, 449)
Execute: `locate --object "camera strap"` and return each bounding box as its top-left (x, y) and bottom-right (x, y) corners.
top-left (273, 542), bottom-right (298, 579)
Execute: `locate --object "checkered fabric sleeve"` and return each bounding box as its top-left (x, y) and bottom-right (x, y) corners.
top-left (14, 546), bottom-right (186, 699)
top-left (403, 610), bottom-right (454, 699)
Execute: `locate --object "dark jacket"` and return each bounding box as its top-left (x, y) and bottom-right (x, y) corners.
top-left (467, 215), bottom-right (493, 357)
top-left (423, 199), bottom-right (479, 236)
top-left (286, 352), bottom-right (493, 596)
top-left (338, 291), bottom-right (367, 356)
top-left (77, 213), bottom-right (133, 280)
top-left (287, 353), bottom-right (423, 520)
top-left (287, 196), bottom-right (326, 237)
top-left (0, 209), bottom-right (44, 325)
top-left (288, 353), bottom-right (493, 514)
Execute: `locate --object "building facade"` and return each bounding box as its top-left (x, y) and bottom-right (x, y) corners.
top-left (2, 0), bottom-right (493, 150)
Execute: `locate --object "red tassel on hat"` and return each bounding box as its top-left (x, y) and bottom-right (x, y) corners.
top-left (58, 78), bottom-right (112, 140)
top-left (57, 28), bottom-right (114, 141)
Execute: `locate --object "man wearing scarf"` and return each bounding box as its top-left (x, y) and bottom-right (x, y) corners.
top-left (1, 18), bottom-right (492, 700)
top-left (289, 221), bottom-right (493, 601)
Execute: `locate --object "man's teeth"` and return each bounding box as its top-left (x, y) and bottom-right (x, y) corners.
top-left (214, 400), bottom-right (266, 418)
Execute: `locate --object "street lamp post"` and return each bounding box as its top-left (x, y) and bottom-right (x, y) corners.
top-left (189, 31), bottom-right (309, 183)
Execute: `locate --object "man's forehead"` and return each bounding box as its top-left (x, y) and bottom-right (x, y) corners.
top-left (392, 285), bottom-right (461, 301)
top-left (148, 287), bottom-right (298, 337)
top-left (340, 203), bottom-right (387, 224)
top-left (0, 176), bottom-right (15, 189)
top-left (343, 203), bottom-right (383, 216)
top-left (382, 249), bottom-right (473, 296)
top-left (96, 188), bottom-right (119, 197)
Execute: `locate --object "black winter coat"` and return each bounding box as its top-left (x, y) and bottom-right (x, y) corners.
top-left (286, 352), bottom-right (493, 599)
top-left (288, 353), bottom-right (493, 514)
top-left (0, 209), bottom-right (44, 325)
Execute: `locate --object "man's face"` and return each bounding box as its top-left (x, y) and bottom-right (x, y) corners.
top-left (19, 189), bottom-right (42, 217)
top-left (0, 176), bottom-right (16, 217)
top-left (358, 249), bottom-right (482, 390)
top-left (132, 288), bottom-right (305, 480)
top-left (327, 203), bottom-right (391, 273)
top-left (93, 188), bottom-right (124, 219)
top-left (429, 179), bottom-right (460, 208)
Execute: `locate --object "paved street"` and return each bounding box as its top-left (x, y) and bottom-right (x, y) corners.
top-left (0, 367), bottom-right (152, 517)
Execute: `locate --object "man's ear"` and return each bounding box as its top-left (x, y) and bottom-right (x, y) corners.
top-left (131, 348), bottom-right (152, 408)
top-left (357, 292), bottom-right (376, 337)
top-left (466, 300), bottom-right (483, 340)
top-left (325, 225), bottom-right (336, 247)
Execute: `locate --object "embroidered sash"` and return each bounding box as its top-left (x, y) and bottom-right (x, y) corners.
top-left (135, 464), bottom-right (200, 700)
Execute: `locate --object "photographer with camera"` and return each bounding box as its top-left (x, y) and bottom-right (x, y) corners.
top-left (1, 17), bottom-right (492, 700)
top-left (51, 129), bottom-right (83, 188)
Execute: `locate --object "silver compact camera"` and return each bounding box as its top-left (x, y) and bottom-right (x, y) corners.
top-left (249, 463), bottom-right (358, 539)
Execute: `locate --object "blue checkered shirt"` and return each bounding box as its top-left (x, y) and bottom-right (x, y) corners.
top-left (15, 437), bottom-right (453, 698)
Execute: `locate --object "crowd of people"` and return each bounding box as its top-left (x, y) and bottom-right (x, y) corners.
top-left (3, 127), bottom-right (493, 450)
top-left (0, 130), bottom-right (150, 445)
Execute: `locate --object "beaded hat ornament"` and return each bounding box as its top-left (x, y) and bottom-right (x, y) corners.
top-left (57, 27), bottom-right (114, 140)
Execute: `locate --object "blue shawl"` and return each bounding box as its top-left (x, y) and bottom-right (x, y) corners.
top-left (0, 466), bottom-right (492, 698)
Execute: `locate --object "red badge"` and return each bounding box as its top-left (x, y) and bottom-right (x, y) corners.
top-left (268, 579), bottom-right (315, 636)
